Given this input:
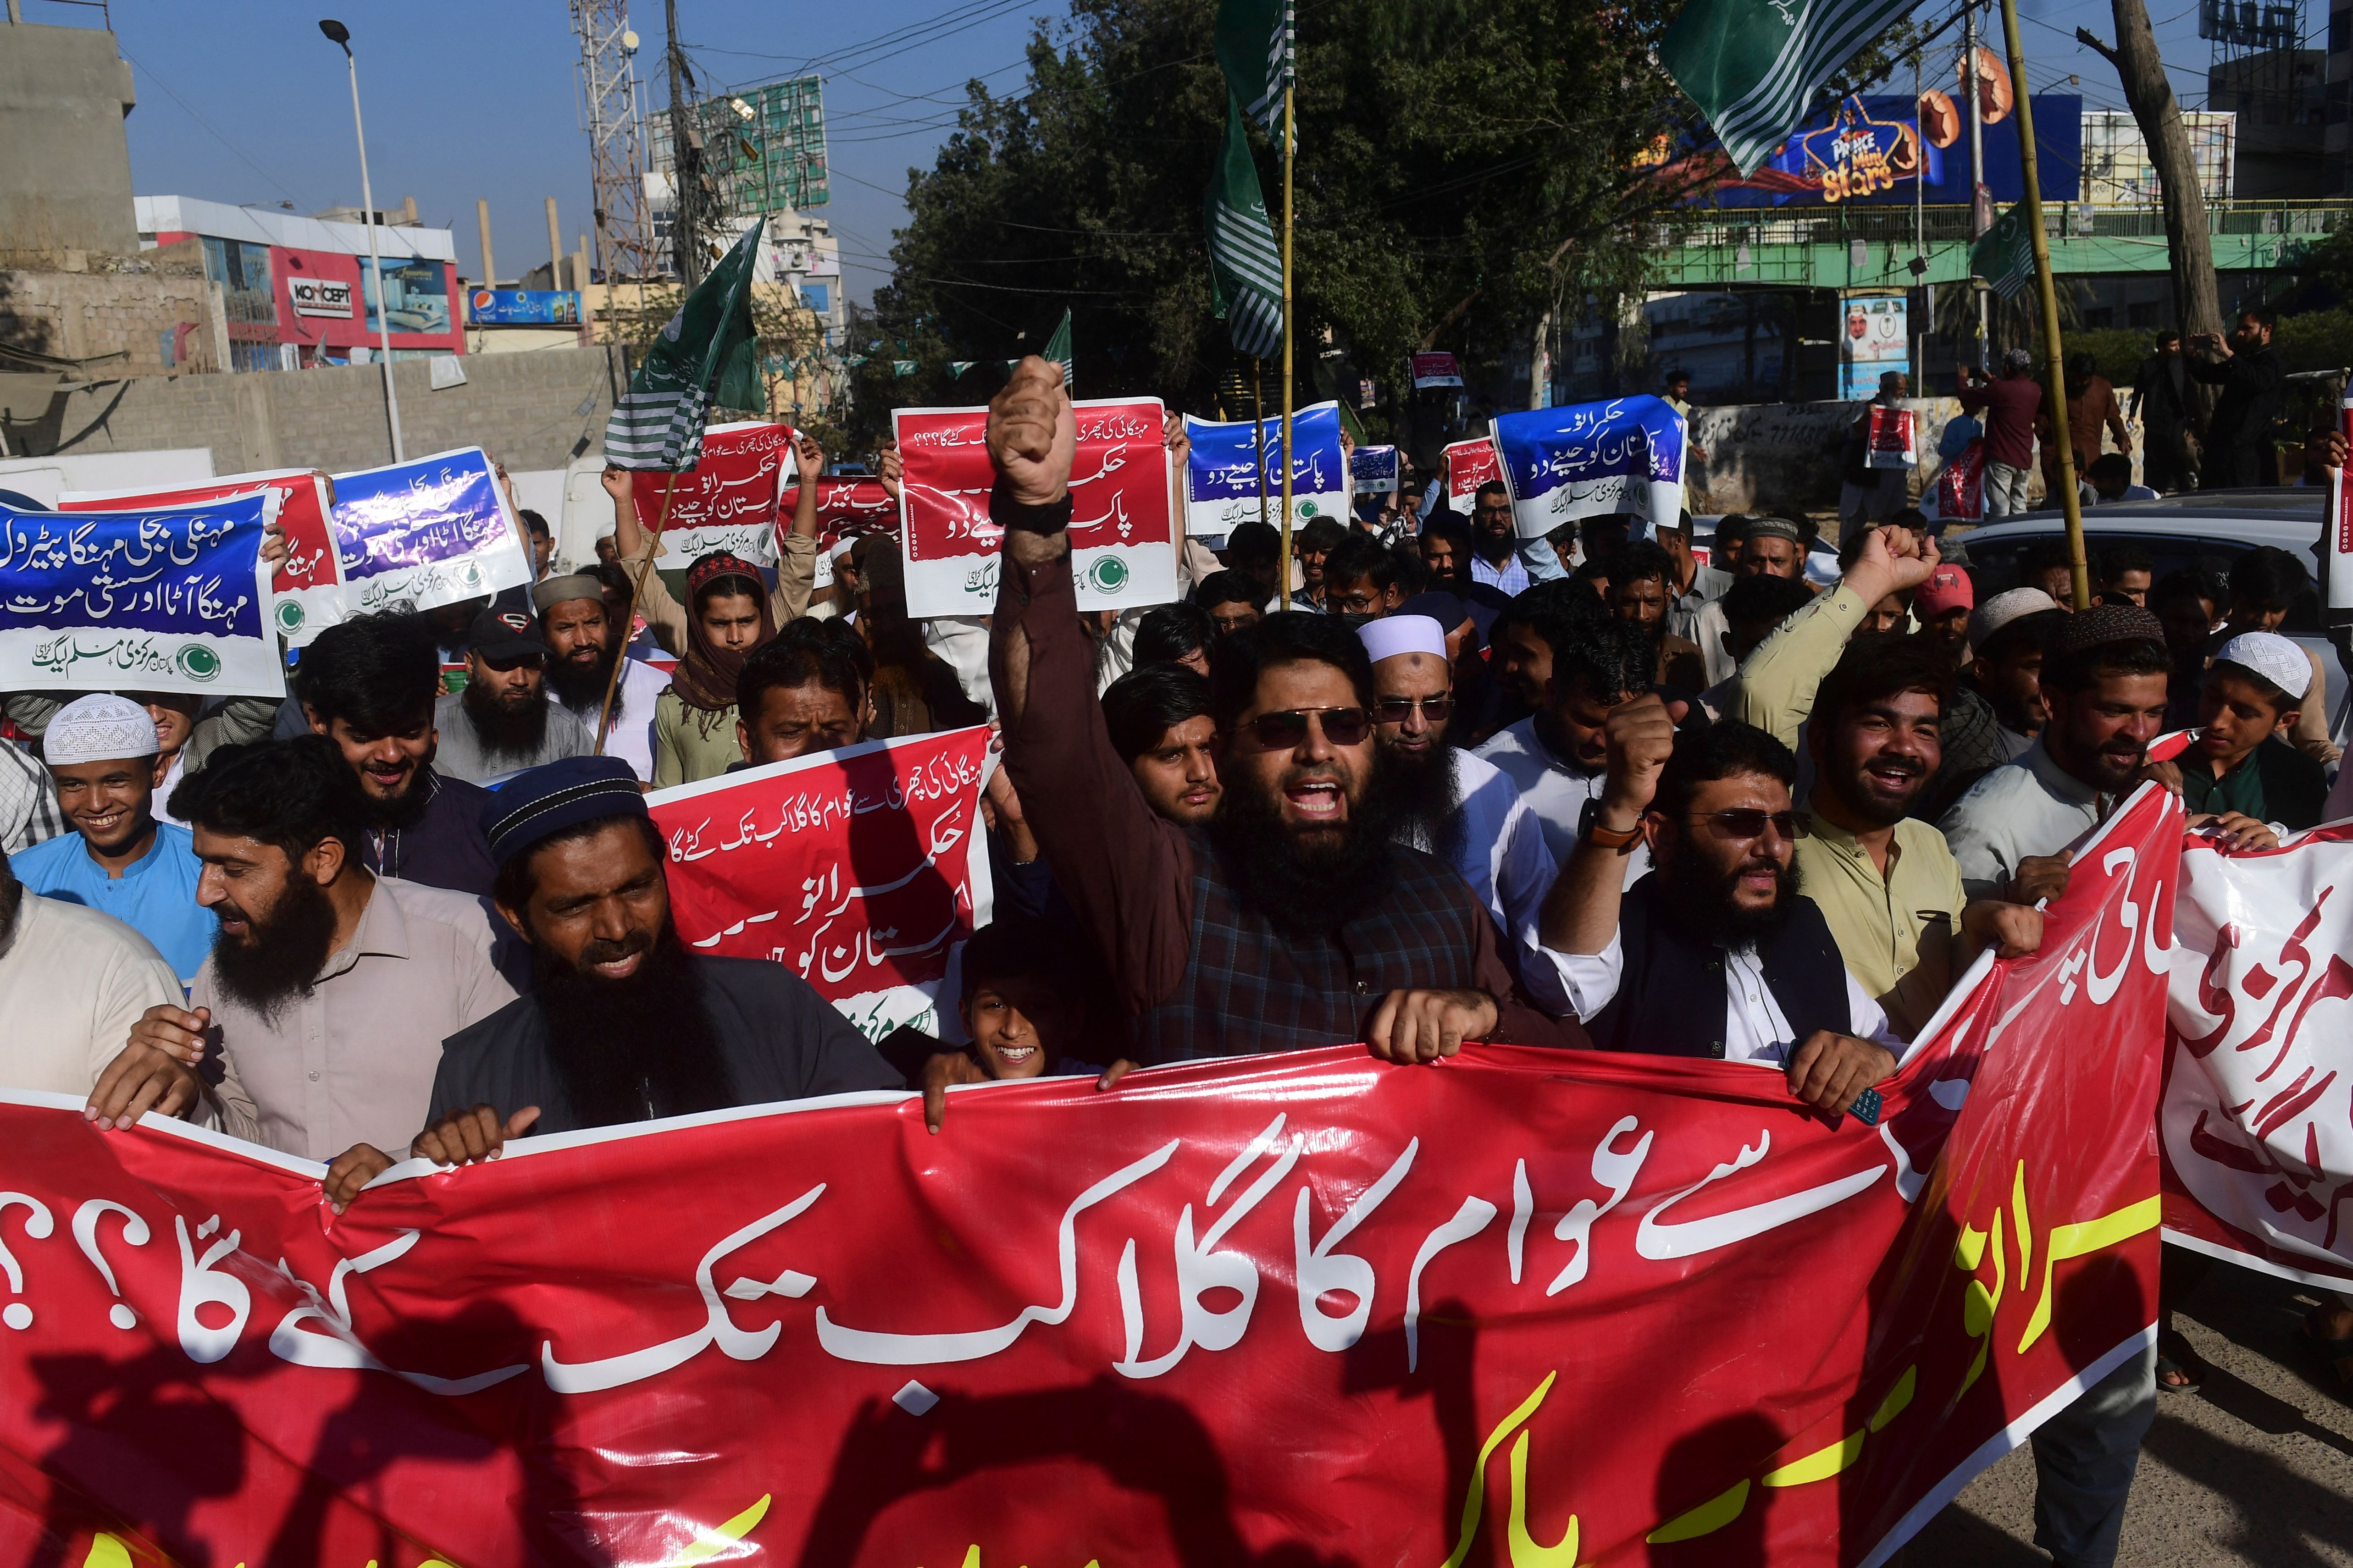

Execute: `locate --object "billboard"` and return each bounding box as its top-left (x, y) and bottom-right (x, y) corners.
top-left (1840, 294), bottom-right (1910, 400)
top-left (468, 289), bottom-right (582, 326)
top-left (361, 258), bottom-right (452, 336)
top-left (1687, 94), bottom-right (2081, 207)
top-left (288, 276), bottom-right (354, 318)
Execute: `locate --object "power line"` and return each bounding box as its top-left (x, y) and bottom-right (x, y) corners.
top-left (120, 49), bottom-right (299, 205)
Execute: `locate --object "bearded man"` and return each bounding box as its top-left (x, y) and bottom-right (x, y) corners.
top-left (431, 607), bottom-right (592, 784)
top-left (536, 572), bottom-right (668, 781)
top-left (322, 757), bottom-right (897, 1204)
top-left (941, 356), bottom-right (1574, 1094)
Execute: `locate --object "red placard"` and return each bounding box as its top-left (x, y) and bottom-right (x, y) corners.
top-left (1937, 439), bottom-right (1985, 521)
top-left (1866, 406), bottom-right (1917, 468)
top-left (633, 421), bottom-right (791, 567)
top-left (1443, 436), bottom-right (1502, 509)
top-left (58, 469), bottom-right (346, 646)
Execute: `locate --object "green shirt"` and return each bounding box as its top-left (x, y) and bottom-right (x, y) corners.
top-left (2177, 736), bottom-right (2329, 832)
top-left (1795, 814), bottom-right (1968, 1042)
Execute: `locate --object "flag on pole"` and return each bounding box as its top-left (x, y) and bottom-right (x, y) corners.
top-left (1205, 92), bottom-right (1284, 361)
top-left (1214, 0), bottom-right (1294, 136)
top-left (1971, 202), bottom-right (2037, 299)
top-left (603, 221), bottom-right (767, 470)
top-left (1044, 309), bottom-right (1075, 393)
top-left (1658, 0), bottom-right (1913, 174)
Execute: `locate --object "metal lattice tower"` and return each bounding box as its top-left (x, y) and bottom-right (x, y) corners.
top-left (2201, 0), bottom-right (2315, 125)
top-left (572, 0), bottom-right (655, 285)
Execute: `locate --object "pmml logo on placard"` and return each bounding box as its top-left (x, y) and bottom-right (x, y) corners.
top-left (1085, 556), bottom-right (1131, 595)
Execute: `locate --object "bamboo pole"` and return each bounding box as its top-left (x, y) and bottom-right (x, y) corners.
top-left (1276, 82), bottom-right (1295, 608)
top-left (1996, 0), bottom-right (2087, 609)
top-left (597, 471), bottom-right (680, 751)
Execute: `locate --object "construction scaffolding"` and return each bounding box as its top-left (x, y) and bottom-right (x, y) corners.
top-left (649, 74), bottom-right (830, 226)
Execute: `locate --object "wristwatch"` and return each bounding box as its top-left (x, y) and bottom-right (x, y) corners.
top-left (1578, 798), bottom-right (1644, 851)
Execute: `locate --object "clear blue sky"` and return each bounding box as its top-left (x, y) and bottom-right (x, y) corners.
top-left (73, 0), bottom-right (2235, 307)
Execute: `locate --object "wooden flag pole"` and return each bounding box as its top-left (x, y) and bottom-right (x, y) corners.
top-left (1276, 80), bottom-right (1296, 607)
top-left (1252, 358), bottom-right (1271, 536)
top-left (1997, 0), bottom-right (2087, 609)
top-left (596, 470), bottom-right (681, 752)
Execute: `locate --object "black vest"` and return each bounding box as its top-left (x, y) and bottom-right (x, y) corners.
top-left (1586, 876), bottom-right (1849, 1060)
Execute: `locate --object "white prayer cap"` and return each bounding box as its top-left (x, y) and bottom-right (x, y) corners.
top-left (1966, 586), bottom-right (2059, 652)
top-left (2214, 631), bottom-right (2310, 699)
top-left (827, 536), bottom-right (858, 561)
top-left (45, 693), bottom-right (160, 767)
top-left (1358, 614), bottom-right (1448, 664)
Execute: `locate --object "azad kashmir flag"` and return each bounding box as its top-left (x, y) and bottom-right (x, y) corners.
top-left (1206, 90), bottom-right (1284, 361)
top-left (605, 220), bottom-right (767, 471)
top-left (0, 783), bottom-right (2188, 1568)
top-left (1214, 0), bottom-right (1293, 135)
top-left (1043, 309), bottom-right (1075, 393)
top-left (1660, 0), bottom-right (1915, 173)
top-left (1971, 203), bottom-right (2037, 299)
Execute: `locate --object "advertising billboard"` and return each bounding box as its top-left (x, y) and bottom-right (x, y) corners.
top-left (362, 259), bottom-right (452, 336)
top-left (1839, 294), bottom-right (1910, 400)
top-left (469, 290), bottom-right (583, 326)
top-left (1681, 93), bottom-right (2081, 207)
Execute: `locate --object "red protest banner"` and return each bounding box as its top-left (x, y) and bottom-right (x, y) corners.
top-left (59, 470), bottom-right (346, 646)
top-left (897, 399), bottom-right (1173, 618)
top-left (2162, 820), bottom-right (2353, 1288)
top-left (1866, 407), bottom-right (1916, 468)
top-left (0, 784), bottom-right (2180, 1568)
top-left (781, 477), bottom-right (896, 539)
top-left (1444, 437), bottom-right (1502, 510)
top-left (645, 727), bottom-right (992, 1030)
top-left (631, 420), bottom-right (791, 567)
top-left (1937, 440), bottom-right (1985, 521)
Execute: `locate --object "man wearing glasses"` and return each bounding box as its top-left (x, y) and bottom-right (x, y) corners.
top-left (1536, 706), bottom-right (1900, 1113)
top-left (958, 358), bottom-right (1576, 1075)
top-left (1467, 480), bottom-right (1530, 596)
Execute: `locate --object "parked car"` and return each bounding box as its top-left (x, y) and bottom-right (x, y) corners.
top-left (1948, 490), bottom-right (2347, 748)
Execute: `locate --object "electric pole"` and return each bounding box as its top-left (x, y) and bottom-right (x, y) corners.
top-left (665, 0), bottom-right (703, 287)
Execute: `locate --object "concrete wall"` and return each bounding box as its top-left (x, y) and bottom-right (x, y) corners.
top-left (8, 348), bottom-right (622, 476)
top-left (0, 21), bottom-right (138, 257)
top-left (0, 254), bottom-right (227, 376)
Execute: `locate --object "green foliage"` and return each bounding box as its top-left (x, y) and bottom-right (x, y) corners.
top-left (2273, 307), bottom-right (2353, 376)
top-left (2067, 327), bottom-right (2154, 387)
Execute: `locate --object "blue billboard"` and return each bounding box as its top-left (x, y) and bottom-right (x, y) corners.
top-left (1689, 94), bottom-right (2081, 208)
top-left (467, 289), bottom-right (582, 326)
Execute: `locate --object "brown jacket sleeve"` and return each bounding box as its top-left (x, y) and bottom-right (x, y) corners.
top-left (991, 521), bottom-right (1196, 1015)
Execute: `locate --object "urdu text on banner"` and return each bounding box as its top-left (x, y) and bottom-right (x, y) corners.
top-left (0, 491), bottom-right (283, 697)
top-left (632, 420), bottom-right (791, 569)
top-left (327, 446), bottom-right (534, 617)
top-left (1493, 395), bottom-right (1688, 540)
top-left (1181, 401), bottom-right (1347, 536)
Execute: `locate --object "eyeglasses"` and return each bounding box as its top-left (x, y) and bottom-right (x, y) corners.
top-left (1240, 706), bottom-right (1373, 750)
top-left (1372, 696), bottom-right (1455, 724)
top-left (1684, 809), bottom-right (1808, 841)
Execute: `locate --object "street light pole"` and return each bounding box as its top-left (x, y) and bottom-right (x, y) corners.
top-left (320, 19), bottom-right (404, 462)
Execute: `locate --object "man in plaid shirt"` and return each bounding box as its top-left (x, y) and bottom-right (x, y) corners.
top-left (0, 737), bottom-right (65, 856)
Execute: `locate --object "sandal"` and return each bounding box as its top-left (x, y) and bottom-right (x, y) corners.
top-left (2304, 1305), bottom-right (2353, 1389)
top-left (2156, 1329), bottom-right (2204, 1393)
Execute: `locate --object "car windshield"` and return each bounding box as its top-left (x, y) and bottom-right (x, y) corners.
top-left (1957, 530), bottom-right (2322, 635)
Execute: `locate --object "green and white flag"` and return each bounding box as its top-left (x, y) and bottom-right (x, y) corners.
top-left (1971, 202), bottom-right (2036, 299)
top-left (1659, 0), bottom-right (1911, 174)
top-left (1044, 309), bottom-right (1075, 392)
top-left (603, 220), bottom-right (765, 470)
top-left (1214, 0), bottom-right (1293, 136)
top-left (1204, 91), bottom-right (1284, 361)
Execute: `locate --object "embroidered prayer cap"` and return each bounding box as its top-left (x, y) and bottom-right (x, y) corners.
top-left (1966, 587), bottom-right (2059, 651)
top-left (1358, 614), bottom-right (1448, 664)
top-left (687, 552), bottom-right (763, 598)
top-left (1914, 564), bottom-right (1975, 618)
top-left (44, 693), bottom-right (160, 767)
top-left (827, 535), bottom-right (858, 562)
top-left (2213, 630), bottom-right (2311, 699)
top-left (2047, 602), bottom-right (2166, 663)
top-left (1744, 516), bottom-right (1804, 546)
top-left (532, 572), bottom-right (604, 614)
top-left (480, 755), bottom-right (648, 867)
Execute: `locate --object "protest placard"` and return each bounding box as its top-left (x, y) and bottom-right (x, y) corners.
top-left (1492, 394), bottom-right (1688, 540)
top-left (897, 399), bottom-right (1174, 617)
top-left (0, 491), bottom-right (283, 696)
top-left (1442, 436), bottom-right (1501, 509)
top-left (327, 447), bottom-right (534, 616)
top-left (632, 420), bottom-right (791, 568)
top-left (1350, 442), bottom-right (1399, 493)
top-left (1867, 405), bottom-right (1918, 469)
top-left (1181, 401), bottom-right (1346, 536)
top-left (648, 725), bottom-right (994, 1041)
top-left (1409, 350), bottom-right (1463, 387)
top-left (1938, 439), bottom-right (1986, 520)
top-left (60, 469), bottom-right (347, 647)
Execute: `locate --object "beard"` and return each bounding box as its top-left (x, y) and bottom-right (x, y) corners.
top-left (1383, 740), bottom-right (1465, 867)
top-left (530, 919), bottom-right (737, 1129)
top-left (1206, 751), bottom-right (1406, 935)
top-left (1655, 837), bottom-right (1804, 953)
top-left (546, 646), bottom-right (620, 715)
top-left (462, 677), bottom-right (552, 760)
top-left (209, 875), bottom-right (341, 1021)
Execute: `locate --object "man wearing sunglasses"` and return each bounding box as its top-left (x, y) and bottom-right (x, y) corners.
top-left (1360, 616), bottom-right (1563, 1013)
top-left (1537, 707), bottom-right (1902, 1117)
top-left (946, 357), bottom-right (1574, 1091)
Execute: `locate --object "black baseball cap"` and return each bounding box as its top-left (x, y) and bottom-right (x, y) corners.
top-left (466, 606), bottom-right (547, 662)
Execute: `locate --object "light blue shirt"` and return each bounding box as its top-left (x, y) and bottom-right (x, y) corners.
top-left (12, 820), bottom-right (216, 989)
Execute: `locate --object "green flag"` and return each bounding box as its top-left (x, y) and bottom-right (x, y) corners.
top-left (1205, 92), bottom-right (1283, 361)
top-left (1658, 0), bottom-right (1911, 174)
top-left (1214, 0), bottom-right (1292, 136)
top-left (603, 220), bottom-right (766, 471)
top-left (1044, 309), bottom-right (1074, 393)
top-left (1971, 203), bottom-right (2036, 299)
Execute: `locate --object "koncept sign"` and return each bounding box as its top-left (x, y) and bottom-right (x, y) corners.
top-left (288, 277), bottom-right (354, 318)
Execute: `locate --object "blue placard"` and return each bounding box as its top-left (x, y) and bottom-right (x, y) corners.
top-left (1351, 443), bottom-right (1400, 494)
top-left (467, 289), bottom-right (582, 326)
top-left (328, 446), bottom-right (534, 616)
top-left (1181, 401), bottom-right (1348, 535)
top-left (1491, 396), bottom-right (1687, 540)
top-left (0, 492), bottom-right (283, 696)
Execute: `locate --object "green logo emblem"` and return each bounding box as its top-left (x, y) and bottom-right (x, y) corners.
top-left (175, 644), bottom-right (222, 683)
top-left (460, 560), bottom-right (484, 589)
top-left (1298, 500), bottom-right (1321, 518)
top-left (275, 599), bottom-right (306, 635)
top-left (1086, 556), bottom-right (1131, 594)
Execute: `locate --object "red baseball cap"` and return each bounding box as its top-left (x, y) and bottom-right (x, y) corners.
top-left (1914, 564), bottom-right (1974, 618)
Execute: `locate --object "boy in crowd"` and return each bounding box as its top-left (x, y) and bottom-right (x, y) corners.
top-left (956, 915), bottom-right (1107, 1081)
top-left (2145, 631), bottom-right (2330, 833)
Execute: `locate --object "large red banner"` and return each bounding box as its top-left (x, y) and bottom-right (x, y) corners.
top-left (59, 470), bottom-right (346, 647)
top-left (896, 399), bottom-right (1174, 618)
top-left (645, 727), bottom-right (993, 1036)
top-left (632, 421), bottom-right (791, 568)
top-left (0, 786), bottom-right (2180, 1568)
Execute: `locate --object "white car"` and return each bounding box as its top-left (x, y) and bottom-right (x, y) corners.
top-left (1949, 489), bottom-right (2347, 748)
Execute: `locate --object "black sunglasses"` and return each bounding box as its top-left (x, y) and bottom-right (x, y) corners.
top-left (1372, 696), bottom-right (1455, 723)
top-left (1683, 809), bottom-right (1808, 841)
top-left (1240, 706), bottom-right (1373, 750)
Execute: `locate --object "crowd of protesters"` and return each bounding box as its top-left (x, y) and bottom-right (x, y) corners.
top-left (0, 348), bottom-right (2348, 1568)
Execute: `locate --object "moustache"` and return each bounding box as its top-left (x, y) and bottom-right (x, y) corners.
top-left (577, 929), bottom-right (654, 970)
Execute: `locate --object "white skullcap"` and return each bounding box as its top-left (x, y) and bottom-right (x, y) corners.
top-left (2215, 631), bottom-right (2310, 699)
top-left (827, 536), bottom-right (858, 561)
top-left (1357, 613), bottom-right (1448, 664)
top-left (1967, 586), bottom-right (2059, 651)
top-left (45, 693), bottom-right (161, 767)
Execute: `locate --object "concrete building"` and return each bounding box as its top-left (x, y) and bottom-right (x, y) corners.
top-left (0, 16), bottom-right (137, 258)
top-left (2210, 47), bottom-right (2329, 194)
